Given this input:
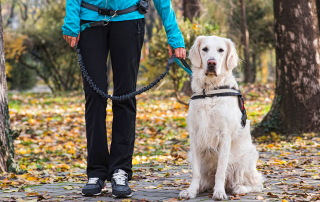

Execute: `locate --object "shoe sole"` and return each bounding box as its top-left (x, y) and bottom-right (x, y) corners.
top-left (112, 193), bottom-right (133, 198)
top-left (82, 192), bottom-right (101, 196)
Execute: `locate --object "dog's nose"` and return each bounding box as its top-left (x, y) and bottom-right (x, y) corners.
top-left (207, 59), bottom-right (217, 66)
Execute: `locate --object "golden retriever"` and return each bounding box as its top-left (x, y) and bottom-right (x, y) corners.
top-left (179, 36), bottom-right (263, 200)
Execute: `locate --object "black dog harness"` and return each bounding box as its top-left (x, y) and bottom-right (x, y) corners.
top-left (191, 86), bottom-right (247, 128)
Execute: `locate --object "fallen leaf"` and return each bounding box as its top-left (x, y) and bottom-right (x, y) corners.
top-left (26, 192), bottom-right (40, 196)
top-left (256, 195), bottom-right (264, 200)
top-left (64, 186), bottom-right (73, 190)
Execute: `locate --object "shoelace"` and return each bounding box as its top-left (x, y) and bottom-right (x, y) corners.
top-left (113, 172), bottom-right (127, 186)
top-left (87, 177), bottom-right (99, 184)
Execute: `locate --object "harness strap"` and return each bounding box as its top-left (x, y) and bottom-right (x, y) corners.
top-left (191, 88), bottom-right (247, 128)
top-left (81, 1), bottom-right (139, 16)
top-left (192, 88), bottom-right (240, 98)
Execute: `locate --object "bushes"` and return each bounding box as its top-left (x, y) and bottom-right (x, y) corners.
top-left (7, 63), bottom-right (37, 91)
top-left (4, 32), bottom-right (37, 91)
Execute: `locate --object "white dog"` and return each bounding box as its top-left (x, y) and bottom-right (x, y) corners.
top-left (179, 36), bottom-right (263, 200)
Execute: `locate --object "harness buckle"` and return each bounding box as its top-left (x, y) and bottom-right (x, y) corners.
top-left (98, 7), bottom-right (111, 15)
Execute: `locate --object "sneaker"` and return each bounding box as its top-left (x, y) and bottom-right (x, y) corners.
top-left (111, 169), bottom-right (133, 198)
top-left (82, 177), bottom-right (105, 196)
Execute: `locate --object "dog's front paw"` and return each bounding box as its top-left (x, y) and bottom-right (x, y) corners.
top-left (232, 185), bottom-right (248, 195)
top-left (179, 189), bottom-right (197, 199)
top-left (212, 190), bottom-right (227, 200)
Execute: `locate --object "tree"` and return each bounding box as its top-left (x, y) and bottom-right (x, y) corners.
top-left (180, 0), bottom-right (201, 96)
top-left (317, 0), bottom-right (320, 29)
top-left (0, 1), bottom-right (18, 173)
top-left (183, 0), bottom-right (201, 21)
top-left (4, 1), bottom-right (82, 92)
top-left (239, 0), bottom-right (252, 83)
top-left (253, 0), bottom-right (320, 136)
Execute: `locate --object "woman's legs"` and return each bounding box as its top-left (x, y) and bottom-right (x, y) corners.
top-left (107, 19), bottom-right (145, 181)
top-left (78, 25), bottom-right (110, 181)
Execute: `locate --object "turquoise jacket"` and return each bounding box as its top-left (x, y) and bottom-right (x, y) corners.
top-left (62, 0), bottom-right (185, 49)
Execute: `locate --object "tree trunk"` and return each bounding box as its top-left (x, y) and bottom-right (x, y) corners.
top-left (240, 0), bottom-right (252, 83)
top-left (182, 0), bottom-right (200, 21)
top-left (251, 53), bottom-right (256, 83)
top-left (180, 0), bottom-right (201, 97)
top-left (253, 0), bottom-right (320, 136)
top-left (0, 1), bottom-right (17, 173)
top-left (317, 0), bottom-right (320, 29)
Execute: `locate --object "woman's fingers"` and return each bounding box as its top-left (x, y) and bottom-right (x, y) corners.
top-left (174, 48), bottom-right (179, 58)
top-left (67, 36), bottom-right (71, 46)
top-left (63, 35), bottom-right (79, 47)
top-left (71, 37), bottom-right (76, 47)
top-left (174, 48), bottom-right (186, 59)
top-left (182, 48), bottom-right (186, 59)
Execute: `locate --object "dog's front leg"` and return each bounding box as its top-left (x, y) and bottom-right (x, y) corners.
top-left (179, 145), bottom-right (201, 199)
top-left (212, 134), bottom-right (231, 200)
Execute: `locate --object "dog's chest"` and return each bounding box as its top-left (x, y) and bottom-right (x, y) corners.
top-left (190, 97), bottom-right (239, 118)
top-left (187, 96), bottom-right (241, 141)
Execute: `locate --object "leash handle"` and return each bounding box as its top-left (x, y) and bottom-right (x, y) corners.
top-left (174, 57), bottom-right (192, 76)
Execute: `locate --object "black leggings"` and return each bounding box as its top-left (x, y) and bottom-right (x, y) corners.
top-left (78, 18), bottom-right (145, 181)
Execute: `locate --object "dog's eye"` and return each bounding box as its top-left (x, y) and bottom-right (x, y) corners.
top-left (218, 48), bottom-right (224, 53)
top-left (202, 47), bottom-right (208, 52)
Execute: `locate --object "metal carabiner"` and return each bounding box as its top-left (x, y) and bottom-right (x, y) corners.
top-left (102, 10), bottom-right (118, 26)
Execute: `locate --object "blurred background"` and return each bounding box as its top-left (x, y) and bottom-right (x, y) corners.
top-left (0, 1), bottom-right (320, 199)
top-left (1, 0), bottom-right (275, 94)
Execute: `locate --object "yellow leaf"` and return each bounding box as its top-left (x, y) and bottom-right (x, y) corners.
top-left (64, 186), bottom-right (73, 190)
top-left (27, 177), bottom-right (38, 181)
top-left (132, 158), bottom-right (139, 165)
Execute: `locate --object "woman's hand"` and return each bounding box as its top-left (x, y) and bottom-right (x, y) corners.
top-left (63, 33), bottom-right (80, 47)
top-left (169, 45), bottom-right (186, 59)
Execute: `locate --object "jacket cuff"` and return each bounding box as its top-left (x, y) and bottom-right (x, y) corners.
top-left (170, 41), bottom-right (185, 49)
top-left (62, 29), bottom-right (79, 37)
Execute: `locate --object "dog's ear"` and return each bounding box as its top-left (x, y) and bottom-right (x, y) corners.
top-left (189, 36), bottom-right (205, 68)
top-left (225, 38), bottom-right (239, 70)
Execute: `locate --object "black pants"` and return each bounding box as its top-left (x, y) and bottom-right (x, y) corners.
top-left (78, 19), bottom-right (145, 181)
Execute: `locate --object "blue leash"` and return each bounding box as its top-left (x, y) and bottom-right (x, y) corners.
top-left (174, 58), bottom-right (192, 76)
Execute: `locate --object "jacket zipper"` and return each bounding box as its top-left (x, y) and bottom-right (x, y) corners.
top-left (105, 0), bottom-right (107, 19)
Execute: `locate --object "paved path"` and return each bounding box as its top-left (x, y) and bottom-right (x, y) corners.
top-left (1, 150), bottom-right (320, 202)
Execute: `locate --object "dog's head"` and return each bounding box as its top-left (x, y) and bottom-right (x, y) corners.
top-left (189, 36), bottom-right (239, 77)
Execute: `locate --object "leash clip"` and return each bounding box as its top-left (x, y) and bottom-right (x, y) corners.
top-left (103, 10), bottom-right (118, 26)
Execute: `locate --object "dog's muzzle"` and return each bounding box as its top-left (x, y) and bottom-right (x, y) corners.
top-left (206, 59), bottom-right (217, 76)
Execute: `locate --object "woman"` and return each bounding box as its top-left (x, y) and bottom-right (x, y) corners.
top-left (62, 0), bottom-right (186, 197)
